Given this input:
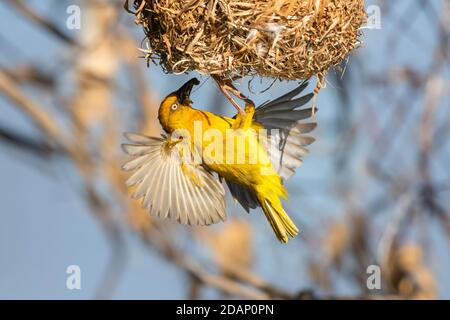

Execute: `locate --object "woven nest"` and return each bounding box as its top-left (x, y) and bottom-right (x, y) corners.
top-left (130, 0), bottom-right (366, 81)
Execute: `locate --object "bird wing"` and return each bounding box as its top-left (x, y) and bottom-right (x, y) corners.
top-left (254, 81), bottom-right (316, 181)
top-left (122, 132), bottom-right (226, 226)
top-left (226, 179), bottom-right (259, 213)
top-left (225, 82), bottom-right (316, 212)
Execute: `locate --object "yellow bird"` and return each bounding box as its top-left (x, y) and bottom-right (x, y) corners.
top-left (122, 78), bottom-right (316, 243)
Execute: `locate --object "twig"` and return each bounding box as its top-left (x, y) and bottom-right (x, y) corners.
top-left (7, 0), bottom-right (77, 46)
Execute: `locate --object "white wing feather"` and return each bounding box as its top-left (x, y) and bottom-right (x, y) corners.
top-left (122, 133), bottom-right (226, 226)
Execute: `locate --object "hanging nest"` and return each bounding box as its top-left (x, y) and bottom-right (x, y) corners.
top-left (128, 0), bottom-right (366, 82)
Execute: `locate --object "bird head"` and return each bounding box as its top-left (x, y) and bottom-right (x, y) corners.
top-left (158, 78), bottom-right (200, 133)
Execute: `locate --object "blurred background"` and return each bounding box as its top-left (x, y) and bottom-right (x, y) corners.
top-left (0, 0), bottom-right (449, 299)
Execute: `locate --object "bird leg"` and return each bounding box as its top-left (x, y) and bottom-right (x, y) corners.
top-left (212, 75), bottom-right (247, 116)
top-left (232, 98), bottom-right (255, 130)
top-left (165, 135), bottom-right (183, 150)
top-left (241, 98), bottom-right (255, 129)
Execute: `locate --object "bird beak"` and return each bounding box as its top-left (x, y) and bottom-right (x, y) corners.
top-left (176, 78), bottom-right (200, 105)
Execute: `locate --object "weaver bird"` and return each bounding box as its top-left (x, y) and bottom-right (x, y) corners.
top-left (122, 78), bottom-right (316, 243)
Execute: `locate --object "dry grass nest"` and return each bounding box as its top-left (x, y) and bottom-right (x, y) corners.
top-left (129, 0), bottom-right (366, 82)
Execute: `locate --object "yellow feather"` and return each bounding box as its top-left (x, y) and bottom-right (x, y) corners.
top-left (159, 98), bottom-right (297, 242)
top-left (151, 81), bottom-right (305, 243)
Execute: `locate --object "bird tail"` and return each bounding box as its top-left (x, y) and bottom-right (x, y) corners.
top-left (258, 196), bottom-right (299, 243)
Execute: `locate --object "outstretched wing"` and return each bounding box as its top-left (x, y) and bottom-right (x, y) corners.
top-left (225, 180), bottom-right (259, 213)
top-left (226, 82), bottom-right (316, 212)
top-left (122, 133), bottom-right (226, 226)
top-left (255, 81), bottom-right (316, 181)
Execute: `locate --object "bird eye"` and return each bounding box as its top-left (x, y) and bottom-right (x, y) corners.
top-left (171, 103), bottom-right (178, 111)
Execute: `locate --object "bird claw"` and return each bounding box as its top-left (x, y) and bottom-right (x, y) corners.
top-left (213, 76), bottom-right (249, 116)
